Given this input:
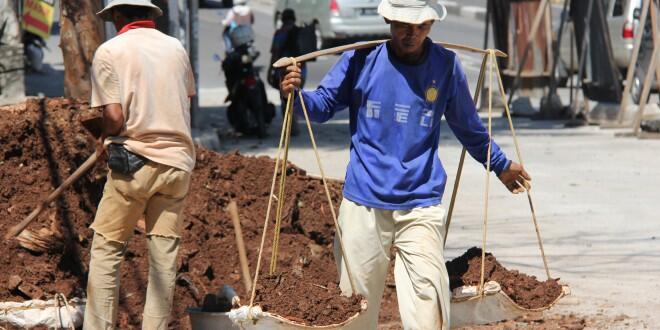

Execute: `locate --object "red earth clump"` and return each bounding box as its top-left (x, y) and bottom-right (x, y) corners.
top-left (446, 247), bottom-right (563, 309)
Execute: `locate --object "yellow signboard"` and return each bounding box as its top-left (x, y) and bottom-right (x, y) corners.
top-left (22, 0), bottom-right (55, 40)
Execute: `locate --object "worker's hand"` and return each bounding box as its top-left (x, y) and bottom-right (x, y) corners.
top-left (280, 64), bottom-right (302, 95)
top-left (498, 161), bottom-right (531, 194)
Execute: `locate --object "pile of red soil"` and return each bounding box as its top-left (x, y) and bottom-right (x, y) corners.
top-left (0, 98), bottom-right (358, 328)
top-left (446, 247), bottom-right (562, 309)
top-left (0, 98), bottom-right (562, 329)
top-left (255, 271), bottom-right (363, 325)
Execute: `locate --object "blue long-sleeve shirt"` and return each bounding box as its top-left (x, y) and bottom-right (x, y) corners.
top-left (295, 39), bottom-right (510, 210)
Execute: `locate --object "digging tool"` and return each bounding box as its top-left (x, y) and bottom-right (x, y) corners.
top-left (5, 150), bottom-right (102, 239)
top-left (272, 40), bottom-right (507, 68)
top-left (228, 200), bottom-right (252, 294)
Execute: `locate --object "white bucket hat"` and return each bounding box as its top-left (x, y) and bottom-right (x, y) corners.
top-left (378, 0), bottom-right (447, 25)
top-left (97, 0), bottom-right (163, 21)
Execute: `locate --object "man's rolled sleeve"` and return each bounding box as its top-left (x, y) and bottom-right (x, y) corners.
top-left (294, 51), bottom-right (353, 123)
top-left (91, 48), bottom-right (120, 108)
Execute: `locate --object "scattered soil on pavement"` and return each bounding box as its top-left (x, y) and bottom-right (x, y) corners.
top-left (455, 314), bottom-right (587, 330)
top-left (446, 247), bottom-right (563, 309)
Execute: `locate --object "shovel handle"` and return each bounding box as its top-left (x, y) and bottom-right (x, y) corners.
top-left (5, 151), bottom-right (101, 239)
top-left (228, 201), bottom-right (252, 294)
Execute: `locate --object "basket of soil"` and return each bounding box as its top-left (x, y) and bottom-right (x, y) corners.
top-left (447, 248), bottom-right (569, 327)
top-left (197, 91), bottom-right (368, 329)
top-left (188, 269), bottom-right (366, 330)
top-left (442, 50), bottom-right (569, 327)
top-left (198, 272), bottom-right (365, 330)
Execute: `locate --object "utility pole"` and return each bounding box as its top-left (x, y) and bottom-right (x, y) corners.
top-left (59, 0), bottom-right (104, 100)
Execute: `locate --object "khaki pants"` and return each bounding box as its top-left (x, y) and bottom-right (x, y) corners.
top-left (84, 162), bottom-right (190, 330)
top-left (335, 199), bottom-right (450, 330)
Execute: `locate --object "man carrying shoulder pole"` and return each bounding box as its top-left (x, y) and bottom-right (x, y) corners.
top-left (280, 1), bottom-right (530, 329)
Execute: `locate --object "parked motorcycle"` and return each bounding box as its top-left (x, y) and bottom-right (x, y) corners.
top-left (222, 26), bottom-right (275, 138)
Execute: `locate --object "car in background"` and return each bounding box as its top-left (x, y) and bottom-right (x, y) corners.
top-left (558, 0), bottom-right (651, 103)
top-left (274, 0), bottom-right (390, 49)
top-left (608, 0), bottom-right (644, 69)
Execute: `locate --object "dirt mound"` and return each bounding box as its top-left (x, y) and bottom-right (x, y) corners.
top-left (0, 98), bottom-right (353, 328)
top-left (256, 271), bottom-right (363, 326)
top-left (0, 98), bottom-right (564, 328)
top-left (446, 247), bottom-right (562, 309)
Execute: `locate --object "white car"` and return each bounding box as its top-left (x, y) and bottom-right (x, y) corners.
top-left (274, 0), bottom-right (390, 48)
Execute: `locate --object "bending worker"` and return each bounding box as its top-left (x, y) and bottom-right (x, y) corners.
top-left (280, 0), bottom-right (531, 329)
top-left (85, 0), bottom-right (196, 328)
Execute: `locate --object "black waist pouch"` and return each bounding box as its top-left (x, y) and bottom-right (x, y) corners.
top-left (107, 143), bottom-right (147, 175)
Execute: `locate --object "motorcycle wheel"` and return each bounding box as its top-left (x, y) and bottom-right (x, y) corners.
top-left (247, 91), bottom-right (267, 139)
top-left (227, 102), bottom-right (251, 135)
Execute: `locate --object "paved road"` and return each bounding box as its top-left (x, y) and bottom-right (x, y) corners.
top-left (197, 2), bottom-right (489, 108)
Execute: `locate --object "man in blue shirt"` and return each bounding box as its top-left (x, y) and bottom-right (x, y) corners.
top-left (281, 1), bottom-right (530, 328)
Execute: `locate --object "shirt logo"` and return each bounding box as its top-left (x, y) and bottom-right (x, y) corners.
top-left (394, 104), bottom-right (410, 124)
top-left (425, 84), bottom-right (439, 104)
top-left (366, 100), bottom-right (381, 119)
top-left (420, 109), bottom-right (434, 127)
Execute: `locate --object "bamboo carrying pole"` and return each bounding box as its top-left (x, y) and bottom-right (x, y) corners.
top-left (5, 151), bottom-right (101, 239)
top-left (445, 49), bottom-right (550, 287)
top-left (228, 201), bottom-right (253, 294)
top-left (444, 53), bottom-right (489, 246)
top-left (272, 40), bottom-right (507, 68)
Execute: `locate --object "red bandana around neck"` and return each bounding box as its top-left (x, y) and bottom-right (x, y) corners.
top-left (118, 20), bottom-right (156, 35)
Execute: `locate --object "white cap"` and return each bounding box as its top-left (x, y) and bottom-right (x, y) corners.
top-left (97, 0), bottom-right (163, 21)
top-left (377, 0), bottom-right (447, 25)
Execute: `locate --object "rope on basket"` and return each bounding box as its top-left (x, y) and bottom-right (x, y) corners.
top-left (249, 91), bottom-right (295, 308)
top-left (297, 86), bottom-right (358, 294)
top-left (269, 80), bottom-right (296, 274)
top-left (445, 49), bottom-right (553, 294)
top-left (444, 51), bottom-right (490, 246)
top-left (249, 58), bottom-right (358, 310)
top-left (478, 51), bottom-right (496, 296)
top-left (54, 293), bottom-right (75, 330)
top-left (492, 52), bottom-right (552, 280)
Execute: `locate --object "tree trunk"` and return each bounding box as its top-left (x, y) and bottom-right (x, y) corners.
top-left (59, 0), bottom-right (105, 100)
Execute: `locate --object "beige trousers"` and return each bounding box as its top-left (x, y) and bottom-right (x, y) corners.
top-left (84, 162), bottom-right (190, 329)
top-left (335, 199), bottom-right (450, 330)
